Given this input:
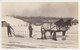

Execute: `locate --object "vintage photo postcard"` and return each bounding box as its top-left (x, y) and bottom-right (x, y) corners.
top-left (1, 2), bottom-right (78, 48)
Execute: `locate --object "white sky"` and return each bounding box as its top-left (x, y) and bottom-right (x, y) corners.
top-left (2, 2), bottom-right (78, 19)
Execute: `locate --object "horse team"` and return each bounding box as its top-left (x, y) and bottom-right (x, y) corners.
top-left (41, 18), bottom-right (78, 40)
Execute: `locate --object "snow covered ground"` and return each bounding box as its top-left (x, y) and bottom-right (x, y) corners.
top-left (2, 24), bottom-right (78, 48)
top-left (2, 16), bottom-right (78, 48)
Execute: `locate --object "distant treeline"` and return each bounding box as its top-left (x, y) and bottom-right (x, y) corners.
top-left (13, 16), bottom-right (73, 23)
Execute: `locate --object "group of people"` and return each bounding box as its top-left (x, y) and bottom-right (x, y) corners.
top-left (7, 23), bottom-right (33, 37)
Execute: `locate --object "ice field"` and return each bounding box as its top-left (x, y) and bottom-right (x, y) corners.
top-left (2, 16), bottom-right (78, 48)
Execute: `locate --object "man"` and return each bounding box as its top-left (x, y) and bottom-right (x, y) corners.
top-left (7, 23), bottom-right (15, 37)
top-left (28, 23), bottom-right (33, 37)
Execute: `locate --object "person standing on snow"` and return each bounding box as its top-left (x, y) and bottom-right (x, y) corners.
top-left (28, 23), bottom-right (33, 37)
top-left (7, 23), bottom-right (15, 37)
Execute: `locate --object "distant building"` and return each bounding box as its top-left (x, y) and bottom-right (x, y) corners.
top-left (2, 21), bottom-right (8, 27)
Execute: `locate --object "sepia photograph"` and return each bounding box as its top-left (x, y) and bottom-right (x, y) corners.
top-left (1, 2), bottom-right (78, 48)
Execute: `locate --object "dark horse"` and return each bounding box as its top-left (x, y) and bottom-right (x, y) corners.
top-left (41, 18), bottom-right (77, 41)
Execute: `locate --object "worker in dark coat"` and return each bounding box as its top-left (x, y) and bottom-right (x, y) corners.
top-left (28, 24), bottom-right (33, 37)
top-left (7, 23), bottom-right (15, 37)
